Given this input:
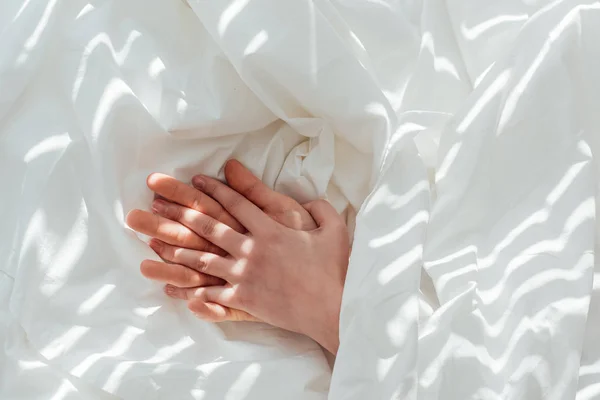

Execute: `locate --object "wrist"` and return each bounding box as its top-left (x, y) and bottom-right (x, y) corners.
top-left (305, 290), bottom-right (341, 355)
top-left (316, 323), bottom-right (339, 355)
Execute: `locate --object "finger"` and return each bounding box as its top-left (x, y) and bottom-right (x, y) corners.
top-left (149, 239), bottom-right (235, 281)
top-left (303, 199), bottom-right (343, 229)
top-left (164, 284), bottom-right (190, 300)
top-left (164, 285), bottom-right (237, 307)
top-left (188, 301), bottom-right (231, 322)
top-left (223, 160), bottom-right (282, 210)
top-left (147, 173), bottom-right (245, 233)
top-left (126, 209), bottom-right (225, 255)
top-left (191, 286), bottom-right (238, 307)
top-left (152, 199), bottom-right (247, 256)
top-left (164, 285), bottom-right (257, 322)
top-left (224, 160), bottom-right (319, 231)
top-left (187, 299), bottom-right (260, 322)
top-left (140, 259), bottom-right (224, 288)
top-left (192, 175), bottom-right (275, 234)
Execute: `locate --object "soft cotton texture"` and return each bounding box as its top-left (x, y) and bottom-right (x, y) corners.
top-left (1, 0), bottom-right (599, 399)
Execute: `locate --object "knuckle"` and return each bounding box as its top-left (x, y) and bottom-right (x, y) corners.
top-left (238, 268), bottom-right (256, 287)
top-left (224, 195), bottom-right (243, 212)
top-left (172, 205), bottom-right (184, 221)
top-left (246, 250), bottom-right (266, 272)
top-left (190, 193), bottom-right (203, 211)
top-left (199, 217), bottom-right (216, 237)
top-left (235, 287), bottom-right (254, 310)
top-left (194, 256), bottom-right (209, 274)
top-left (233, 259), bottom-right (251, 279)
top-left (174, 229), bottom-right (189, 247)
top-left (241, 181), bottom-right (259, 199)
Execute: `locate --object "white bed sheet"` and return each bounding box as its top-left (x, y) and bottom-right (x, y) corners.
top-left (1, 0), bottom-right (599, 399)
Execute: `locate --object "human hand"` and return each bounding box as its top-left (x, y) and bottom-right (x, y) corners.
top-left (126, 160), bottom-right (317, 321)
top-left (146, 175), bottom-right (349, 354)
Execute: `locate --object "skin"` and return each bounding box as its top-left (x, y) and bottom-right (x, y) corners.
top-left (127, 161), bottom-right (349, 354)
top-left (126, 160), bottom-right (318, 322)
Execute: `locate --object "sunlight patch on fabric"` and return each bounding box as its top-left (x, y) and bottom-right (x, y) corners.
top-left (24, 133), bottom-right (71, 163)
top-left (218, 0), bottom-right (250, 36)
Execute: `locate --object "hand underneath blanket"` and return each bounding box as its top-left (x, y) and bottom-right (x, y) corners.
top-left (126, 160), bottom-right (318, 323)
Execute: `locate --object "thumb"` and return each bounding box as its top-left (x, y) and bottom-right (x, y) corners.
top-left (303, 199), bottom-right (342, 228)
top-left (223, 159), bottom-right (284, 209)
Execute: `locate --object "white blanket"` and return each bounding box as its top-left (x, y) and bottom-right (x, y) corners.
top-left (1, 0), bottom-right (598, 399)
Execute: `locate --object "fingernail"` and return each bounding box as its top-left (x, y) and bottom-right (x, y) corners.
top-left (192, 176), bottom-right (205, 190)
top-left (149, 239), bottom-right (162, 253)
top-left (152, 199), bottom-right (167, 214)
top-left (164, 285), bottom-right (176, 296)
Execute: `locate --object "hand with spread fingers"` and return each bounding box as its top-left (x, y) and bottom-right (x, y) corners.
top-left (126, 160), bottom-right (324, 323)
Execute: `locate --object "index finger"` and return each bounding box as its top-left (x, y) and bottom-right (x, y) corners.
top-left (147, 173), bottom-right (245, 233)
top-left (126, 209), bottom-right (225, 255)
top-left (192, 175), bottom-right (275, 234)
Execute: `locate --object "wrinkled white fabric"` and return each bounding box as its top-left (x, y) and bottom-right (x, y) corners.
top-left (335, 1), bottom-right (600, 399)
top-left (1, 0), bottom-right (599, 399)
